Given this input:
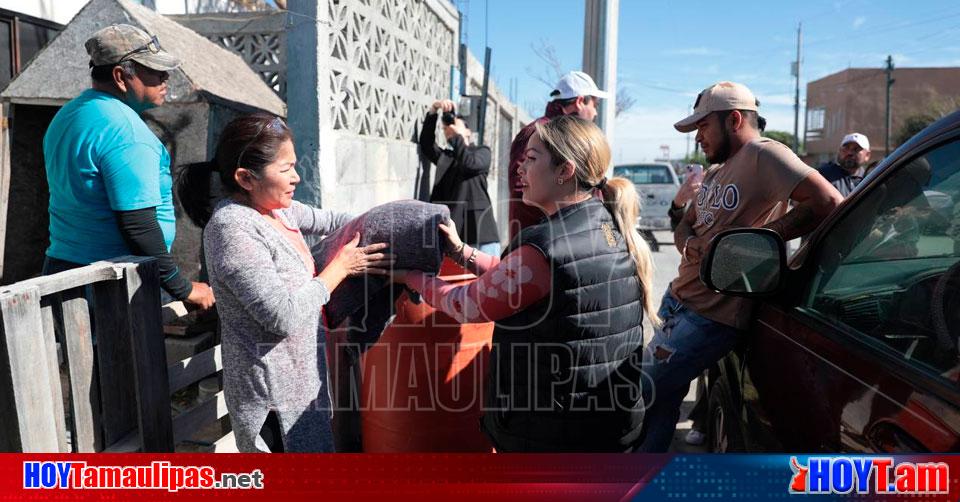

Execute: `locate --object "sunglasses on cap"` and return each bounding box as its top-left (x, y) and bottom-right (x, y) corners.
top-left (118, 35), bottom-right (162, 64)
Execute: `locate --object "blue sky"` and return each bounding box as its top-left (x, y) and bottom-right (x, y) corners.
top-left (454, 0), bottom-right (960, 162)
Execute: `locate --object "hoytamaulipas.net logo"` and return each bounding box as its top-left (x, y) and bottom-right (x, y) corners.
top-left (789, 456), bottom-right (948, 495)
top-left (23, 461), bottom-right (264, 492)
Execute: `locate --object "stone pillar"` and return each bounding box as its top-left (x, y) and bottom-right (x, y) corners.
top-left (582, 0), bottom-right (618, 164)
top-left (286, 0), bottom-right (330, 207)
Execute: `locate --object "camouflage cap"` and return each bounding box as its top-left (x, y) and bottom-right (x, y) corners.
top-left (85, 24), bottom-right (180, 71)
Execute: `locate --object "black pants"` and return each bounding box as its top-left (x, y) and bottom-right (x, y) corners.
top-left (42, 256), bottom-right (86, 275)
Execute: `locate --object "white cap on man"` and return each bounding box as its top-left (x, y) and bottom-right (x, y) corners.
top-left (549, 71), bottom-right (610, 100)
top-left (841, 132), bottom-right (870, 151)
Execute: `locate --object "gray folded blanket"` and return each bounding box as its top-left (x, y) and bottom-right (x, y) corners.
top-left (311, 199), bottom-right (449, 345)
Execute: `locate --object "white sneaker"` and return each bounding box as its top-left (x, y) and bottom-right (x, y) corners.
top-left (684, 429), bottom-right (706, 446)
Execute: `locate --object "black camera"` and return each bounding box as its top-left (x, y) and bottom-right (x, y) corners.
top-left (440, 111), bottom-right (458, 126)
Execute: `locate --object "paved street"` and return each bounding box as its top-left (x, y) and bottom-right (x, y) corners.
top-left (644, 231), bottom-right (708, 453)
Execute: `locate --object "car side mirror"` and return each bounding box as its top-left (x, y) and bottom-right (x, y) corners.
top-left (699, 228), bottom-right (786, 296)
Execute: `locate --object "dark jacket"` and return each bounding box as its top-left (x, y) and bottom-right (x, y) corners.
top-left (481, 197), bottom-right (646, 452)
top-left (419, 112), bottom-right (499, 246)
top-left (817, 160), bottom-right (864, 198)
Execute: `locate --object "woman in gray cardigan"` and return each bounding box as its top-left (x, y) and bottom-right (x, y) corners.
top-left (177, 114), bottom-right (392, 452)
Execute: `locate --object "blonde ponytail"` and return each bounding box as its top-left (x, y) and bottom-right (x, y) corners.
top-left (600, 178), bottom-right (660, 326)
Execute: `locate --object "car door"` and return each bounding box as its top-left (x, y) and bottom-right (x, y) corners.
top-left (742, 132), bottom-right (960, 452)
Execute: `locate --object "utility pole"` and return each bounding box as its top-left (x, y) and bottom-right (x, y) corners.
top-left (582, 0), bottom-right (619, 156)
top-left (792, 22), bottom-right (802, 153)
top-left (286, 0), bottom-right (324, 207)
top-left (884, 55), bottom-right (895, 156)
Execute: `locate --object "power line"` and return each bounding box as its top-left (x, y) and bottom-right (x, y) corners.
top-left (803, 9), bottom-right (960, 48)
top-left (630, 81), bottom-right (693, 95)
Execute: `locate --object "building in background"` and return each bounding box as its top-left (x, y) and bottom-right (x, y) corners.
top-left (804, 67), bottom-right (960, 166)
top-left (0, 8), bottom-right (62, 91)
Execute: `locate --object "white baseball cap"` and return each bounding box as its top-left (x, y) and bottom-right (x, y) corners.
top-left (550, 71), bottom-right (610, 101)
top-left (841, 132), bottom-right (870, 151)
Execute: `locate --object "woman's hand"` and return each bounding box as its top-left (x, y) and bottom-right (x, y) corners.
top-left (332, 232), bottom-right (394, 277)
top-left (439, 219), bottom-right (464, 256)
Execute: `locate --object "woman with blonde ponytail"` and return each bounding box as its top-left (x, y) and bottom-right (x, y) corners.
top-left (394, 115), bottom-right (654, 452)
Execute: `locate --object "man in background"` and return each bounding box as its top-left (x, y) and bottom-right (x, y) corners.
top-left (506, 71), bottom-right (610, 238)
top-left (817, 133), bottom-right (872, 197)
top-left (420, 99), bottom-right (500, 256)
top-left (43, 24), bottom-right (214, 309)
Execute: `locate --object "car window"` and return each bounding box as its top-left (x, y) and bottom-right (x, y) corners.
top-left (613, 165), bottom-right (674, 184)
top-left (803, 138), bottom-right (960, 386)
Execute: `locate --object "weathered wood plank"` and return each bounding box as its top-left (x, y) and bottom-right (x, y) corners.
top-left (91, 279), bottom-right (138, 449)
top-left (172, 390), bottom-right (228, 445)
top-left (102, 429), bottom-right (141, 453)
top-left (0, 102), bottom-right (9, 280)
top-left (39, 296), bottom-right (69, 452)
top-left (119, 258), bottom-right (174, 452)
top-left (58, 287), bottom-right (101, 452)
top-left (0, 262), bottom-right (121, 297)
top-left (0, 287), bottom-right (60, 451)
top-left (161, 301), bottom-right (189, 325)
top-left (167, 345), bottom-right (222, 394)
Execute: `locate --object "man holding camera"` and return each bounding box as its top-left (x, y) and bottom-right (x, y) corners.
top-left (419, 99), bottom-right (500, 256)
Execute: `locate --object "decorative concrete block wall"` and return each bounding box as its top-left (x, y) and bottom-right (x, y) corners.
top-left (319, 0), bottom-right (527, 242)
top-left (181, 0), bottom-right (530, 243)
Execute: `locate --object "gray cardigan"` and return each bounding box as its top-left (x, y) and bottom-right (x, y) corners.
top-left (204, 198), bottom-right (351, 452)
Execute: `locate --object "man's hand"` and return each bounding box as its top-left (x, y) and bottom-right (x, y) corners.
top-left (682, 235), bottom-right (706, 262)
top-left (674, 171), bottom-right (703, 207)
top-left (185, 281), bottom-right (215, 310)
top-left (764, 172), bottom-right (843, 241)
top-left (431, 99), bottom-right (456, 114)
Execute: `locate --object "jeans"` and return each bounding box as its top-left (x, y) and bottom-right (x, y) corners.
top-left (477, 242), bottom-right (501, 257)
top-left (637, 288), bottom-right (742, 452)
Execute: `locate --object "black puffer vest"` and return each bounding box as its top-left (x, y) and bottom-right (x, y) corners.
top-left (480, 196), bottom-right (646, 452)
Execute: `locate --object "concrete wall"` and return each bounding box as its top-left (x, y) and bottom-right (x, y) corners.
top-left (310, 0), bottom-right (458, 215)
top-left (174, 0), bottom-right (531, 246)
top-left (302, 0), bottom-right (528, 246)
top-left (463, 50), bottom-right (527, 243)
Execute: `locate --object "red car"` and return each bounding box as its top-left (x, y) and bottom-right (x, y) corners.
top-left (700, 110), bottom-right (960, 453)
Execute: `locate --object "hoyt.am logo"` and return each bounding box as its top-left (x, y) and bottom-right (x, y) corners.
top-left (789, 456), bottom-right (949, 495)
